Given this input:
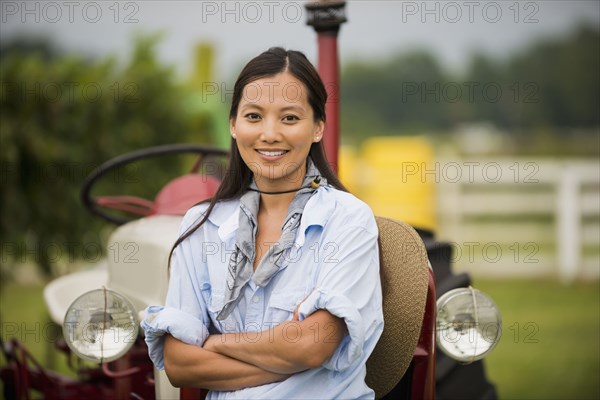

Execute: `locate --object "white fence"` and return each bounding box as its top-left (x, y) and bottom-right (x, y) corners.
top-left (435, 158), bottom-right (600, 281)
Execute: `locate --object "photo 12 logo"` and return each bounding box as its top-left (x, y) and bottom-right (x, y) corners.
top-left (200, 1), bottom-right (303, 24)
top-left (400, 1), bottom-right (540, 24)
top-left (1, 1), bottom-right (140, 24)
top-left (400, 161), bottom-right (540, 184)
top-left (199, 80), bottom-right (339, 105)
top-left (0, 161), bottom-right (140, 185)
top-left (401, 81), bottom-right (539, 104)
top-left (0, 81), bottom-right (140, 105)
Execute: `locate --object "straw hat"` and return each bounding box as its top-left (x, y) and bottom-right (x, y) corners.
top-left (366, 217), bottom-right (430, 399)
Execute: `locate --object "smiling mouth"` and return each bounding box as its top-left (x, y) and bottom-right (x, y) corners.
top-left (256, 150), bottom-right (288, 157)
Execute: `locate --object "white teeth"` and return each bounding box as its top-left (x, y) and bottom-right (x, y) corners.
top-left (257, 150), bottom-right (287, 156)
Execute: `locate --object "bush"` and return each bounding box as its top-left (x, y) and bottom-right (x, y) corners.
top-left (0, 35), bottom-right (211, 277)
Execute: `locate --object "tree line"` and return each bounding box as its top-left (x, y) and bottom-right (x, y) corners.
top-left (340, 25), bottom-right (599, 138)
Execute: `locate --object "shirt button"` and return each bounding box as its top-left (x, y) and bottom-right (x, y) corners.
top-left (252, 296), bottom-right (260, 304)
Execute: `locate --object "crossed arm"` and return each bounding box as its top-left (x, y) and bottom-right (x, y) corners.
top-left (163, 309), bottom-right (346, 390)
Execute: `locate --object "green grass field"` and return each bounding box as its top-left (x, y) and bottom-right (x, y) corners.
top-left (1, 279), bottom-right (599, 399)
top-left (475, 279), bottom-right (599, 399)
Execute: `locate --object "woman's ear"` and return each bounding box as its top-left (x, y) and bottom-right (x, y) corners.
top-left (230, 118), bottom-right (237, 140)
top-left (313, 121), bottom-right (325, 143)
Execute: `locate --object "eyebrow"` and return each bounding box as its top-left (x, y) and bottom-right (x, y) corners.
top-left (239, 104), bottom-right (306, 113)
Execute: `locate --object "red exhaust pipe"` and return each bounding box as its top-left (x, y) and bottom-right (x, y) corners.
top-left (306, 1), bottom-right (347, 173)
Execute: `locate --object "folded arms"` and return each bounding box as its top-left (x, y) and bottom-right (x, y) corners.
top-left (163, 309), bottom-right (345, 389)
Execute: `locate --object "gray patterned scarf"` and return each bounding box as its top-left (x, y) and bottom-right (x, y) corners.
top-left (216, 158), bottom-right (325, 321)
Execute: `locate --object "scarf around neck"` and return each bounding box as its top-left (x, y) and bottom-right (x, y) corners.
top-left (216, 158), bottom-right (325, 321)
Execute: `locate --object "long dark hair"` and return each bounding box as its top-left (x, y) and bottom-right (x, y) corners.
top-left (169, 47), bottom-right (346, 265)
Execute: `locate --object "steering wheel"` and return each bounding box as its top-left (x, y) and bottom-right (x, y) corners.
top-left (81, 144), bottom-right (229, 225)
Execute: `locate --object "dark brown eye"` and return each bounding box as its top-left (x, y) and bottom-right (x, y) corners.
top-left (245, 113), bottom-right (261, 120)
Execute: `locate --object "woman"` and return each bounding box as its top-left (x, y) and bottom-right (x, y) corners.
top-left (142, 47), bottom-right (383, 399)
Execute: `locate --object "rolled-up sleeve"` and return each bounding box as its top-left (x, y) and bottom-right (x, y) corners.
top-left (140, 207), bottom-right (212, 370)
top-left (297, 220), bottom-right (383, 372)
top-left (141, 306), bottom-right (209, 369)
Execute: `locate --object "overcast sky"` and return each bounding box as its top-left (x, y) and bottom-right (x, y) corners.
top-left (2, 0), bottom-right (599, 80)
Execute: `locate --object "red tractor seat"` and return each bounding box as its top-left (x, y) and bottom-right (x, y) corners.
top-left (152, 174), bottom-right (221, 216)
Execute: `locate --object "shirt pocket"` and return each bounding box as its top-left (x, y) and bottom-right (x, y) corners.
top-left (265, 288), bottom-right (307, 325)
top-left (205, 290), bottom-right (232, 333)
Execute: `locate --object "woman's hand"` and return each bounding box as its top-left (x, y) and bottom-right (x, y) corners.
top-left (163, 335), bottom-right (291, 390)
top-left (202, 334), bottom-right (222, 353)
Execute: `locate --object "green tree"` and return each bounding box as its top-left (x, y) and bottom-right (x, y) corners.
top-left (506, 26), bottom-right (600, 128)
top-left (342, 51), bottom-right (450, 137)
top-left (0, 35), bottom-right (211, 277)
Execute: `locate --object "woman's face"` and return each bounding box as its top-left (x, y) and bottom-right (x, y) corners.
top-left (231, 72), bottom-right (324, 191)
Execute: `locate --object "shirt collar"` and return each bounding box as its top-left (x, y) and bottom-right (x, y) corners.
top-left (294, 186), bottom-right (334, 247)
top-left (206, 200), bottom-right (239, 243)
top-left (208, 186), bottom-right (335, 246)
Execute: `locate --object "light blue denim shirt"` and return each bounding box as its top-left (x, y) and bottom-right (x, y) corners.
top-left (142, 186), bottom-right (384, 399)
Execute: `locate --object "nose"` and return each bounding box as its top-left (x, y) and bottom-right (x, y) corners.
top-left (260, 119), bottom-right (280, 143)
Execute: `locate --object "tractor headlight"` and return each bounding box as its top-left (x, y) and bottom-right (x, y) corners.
top-left (63, 288), bottom-right (138, 363)
top-left (436, 287), bottom-right (501, 363)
